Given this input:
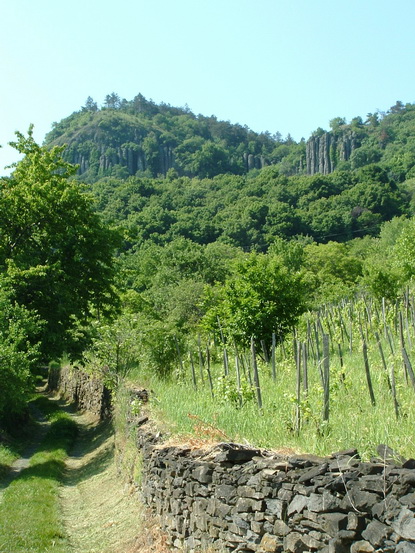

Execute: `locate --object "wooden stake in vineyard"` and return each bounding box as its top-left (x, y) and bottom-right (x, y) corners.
top-left (302, 342), bottom-right (308, 394)
top-left (197, 334), bottom-right (205, 384)
top-left (401, 347), bottom-right (415, 393)
top-left (390, 360), bottom-right (400, 419)
top-left (362, 340), bottom-right (376, 407)
top-left (322, 334), bottom-right (330, 422)
top-left (189, 351), bottom-right (197, 390)
top-left (271, 332), bottom-right (276, 382)
top-left (251, 337), bottom-right (263, 409)
top-left (399, 311), bottom-right (409, 383)
top-left (337, 343), bottom-right (345, 382)
top-left (374, 331), bottom-right (392, 391)
top-left (234, 346), bottom-right (242, 408)
top-left (296, 341), bottom-right (302, 433)
top-left (205, 345), bottom-right (214, 399)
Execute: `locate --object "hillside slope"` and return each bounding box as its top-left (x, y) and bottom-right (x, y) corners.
top-left (45, 96), bottom-right (415, 185)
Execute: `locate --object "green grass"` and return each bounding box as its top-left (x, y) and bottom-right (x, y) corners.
top-left (132, 304), bottom-right (415, 461)
top-left (0, 404), bottom-right (77, 553)
top-left (0, 404), bottom-right (44, 479)
top-left (0, 383), bottom-right (63, 479)
top-left (0, 444), bottom-right (20, 479)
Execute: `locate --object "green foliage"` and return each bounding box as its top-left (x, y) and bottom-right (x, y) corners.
top-left (43, 96), bottom-right (415, 205)
top-left (0, 128), bottom-right (120, 359)
top-left (45, 93), bottom-right (287, 181)
top-left (120, 238), bottom-right (240, 326)
top-left (90, 165), bottom-right (409, 253)
top-left (303, 241), bottom-right (363, 303)
top-left (268, 236), bottom-right (308, 271)
top-left (139, 319), bottom-right (184, 378)
top-left (359, 216), bottom-right (410, 300)
top-left (329, 117), bottom-right (346, 133)
top-left (392, 217), bottom-right (415, 281)
top-left (112, 239), bottom-right (244, 377)
top-left (141, 289), bottom-right (415, 459)
top-left (202, 252), bottom-right (308, 348)
top-left (0, 402), bottom-right (77, 553)
top-left (361, 262), bottom-right (402, 301)
top-left (0, 286), bottom-right (41, 422)
top-left (84, 313), bottom-right (141, 389)
top-left (216, 375), bottom-right (255, 408)
top-left (188, 141), bottom-right (240, 178)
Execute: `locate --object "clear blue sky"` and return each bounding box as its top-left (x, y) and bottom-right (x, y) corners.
top-left (1, 0), bottom-right (415, 174)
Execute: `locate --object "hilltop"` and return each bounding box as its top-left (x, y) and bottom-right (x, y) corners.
top-left (45, 95), bottom-right (415, 186)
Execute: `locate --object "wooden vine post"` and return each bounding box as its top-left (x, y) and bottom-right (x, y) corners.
top-left (205, 346), bottom-right (214, 399)
top-left (362, 340), bottom-right (376, 407)
top-left (189, 351), bottom-right (197, 390)
top-left (251, 337), bottom-right (263, 409)
top-left (271, 332), bottom-right (276, 382)
top-left (197, 334), bottom-right (205, 384)
top-left (322, 334), bottom-right (330, 422)
top-left (295, 341), bottom-right (302, 434)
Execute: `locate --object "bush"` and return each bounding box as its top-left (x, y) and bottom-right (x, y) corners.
top-left (0, 288), bottom-right (41, 423)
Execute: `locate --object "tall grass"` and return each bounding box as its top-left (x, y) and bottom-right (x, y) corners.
top-left (132, 294), bottom-right (415, 460)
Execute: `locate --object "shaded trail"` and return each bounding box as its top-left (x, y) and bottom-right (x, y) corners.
top-left (59, 403), bottom-right (145, 553)
top-left (0, 400), bottom-right (50, 503)
top-left (0, 390), bottom-right (164, 553)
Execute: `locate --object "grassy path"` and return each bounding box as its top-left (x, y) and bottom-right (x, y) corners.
top-left (0, 391), bottom-right (160, 553)
top-left (0, 403), bottom-right (51, 503)
top-left (0, 394), bottom-right (77, 552)
top-left (59, 409), bottom-right (145, 553)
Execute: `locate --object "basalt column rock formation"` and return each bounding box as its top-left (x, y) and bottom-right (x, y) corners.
top-left (306, 131), bottom-right (361, 175)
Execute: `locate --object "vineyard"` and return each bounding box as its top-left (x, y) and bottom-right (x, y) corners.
top-left (140, 290), bottom-right (415, 460)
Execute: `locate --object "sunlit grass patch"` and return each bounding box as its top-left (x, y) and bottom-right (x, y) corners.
top-left (0, 410), bottom-right (77, 553)
top-left (131, 296), bottom-right (415, 461)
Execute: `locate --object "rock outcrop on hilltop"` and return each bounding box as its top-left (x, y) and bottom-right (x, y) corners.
top-left (306, 130), bottom-right (361, 175)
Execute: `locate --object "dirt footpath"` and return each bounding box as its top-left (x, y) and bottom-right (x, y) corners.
top-left (60, 408), bottom-right (149, 553)
top-left (1, 390), bottom-right (168, 553)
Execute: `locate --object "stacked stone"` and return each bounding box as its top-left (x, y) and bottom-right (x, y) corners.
top-left (138, 431), bottom-right (415, 553)
top-left (47, 366), bottom-right (111, 419)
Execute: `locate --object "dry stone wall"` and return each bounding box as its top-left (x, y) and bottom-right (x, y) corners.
top-left (136, 417), bottom-right (415, 553)
top-left (48, 365), bottom-right (111, 419)
top-left (49, 370), bottom-right (415, 552)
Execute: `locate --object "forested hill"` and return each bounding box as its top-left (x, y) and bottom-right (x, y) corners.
top-left (43, 95), bottom-right (415, 250)
top-left (45, 95), bottom-right (415, 184)
top-left (44, 93), bottom-right (289, 181)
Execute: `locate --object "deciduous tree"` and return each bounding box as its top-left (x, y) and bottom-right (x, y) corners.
top-left (202, 252), bottom-right (308, 349)
top-left (0, 127), bottom-right (120, 359)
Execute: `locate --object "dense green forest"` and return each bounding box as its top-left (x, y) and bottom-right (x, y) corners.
top-left (44, 94), bottom-right (415, 251)
top-left (2, 96), bottom-right (415, 427)
top-left (45, 95), bottom-right (415, 183)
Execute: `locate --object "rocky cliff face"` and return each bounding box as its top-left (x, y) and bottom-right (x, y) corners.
top-left (69, 144), bottom-right (174, 176)
top-left (306, 130), bottom-right (361, 175)
top-left (243, 153), bottom-right (267, 172)
top-left (70, 144), bottom-right (265, 178)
